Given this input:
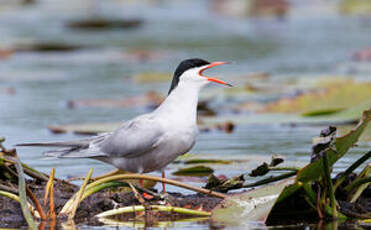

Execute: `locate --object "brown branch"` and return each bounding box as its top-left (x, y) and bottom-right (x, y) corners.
top-left (86, 174), bottom-right (227, 199)
top-left (25, 186), bottom-right (46, 220)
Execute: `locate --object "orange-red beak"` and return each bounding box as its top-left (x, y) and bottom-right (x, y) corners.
top-left (199, 61), bottom-right (232, 87)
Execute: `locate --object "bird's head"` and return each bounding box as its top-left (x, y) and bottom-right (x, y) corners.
top-left (168, 58), bottom-right (231, 94)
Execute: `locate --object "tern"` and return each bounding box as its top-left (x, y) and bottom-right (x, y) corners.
top-left (17, 58), bottom-right (231, 193)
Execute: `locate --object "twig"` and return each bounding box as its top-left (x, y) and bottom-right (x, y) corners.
top-left (128, 182), bottom-right (145, 204)
top-left (0, 184), bottom-right (18, 194)
top-left (322, 152), bottom-right (337, 219)
top-left (85, 174), bottom-right (227, 199)
top-left (92, 169), bottom-right (127, 181)
top-left (96, 205), bottom-right (211, 218)
top-left (26, 186), bottom-right (46, 220)
top-left (132, 184), bottom-right (161, 199)
top-left (15, 158), bottom-right (38, 230)
top-left (2, 157), bottom-right (49, 181)
top-left (243, 171), bottom-right (297, 188)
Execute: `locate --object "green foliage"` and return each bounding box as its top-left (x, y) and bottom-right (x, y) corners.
top-left (296, 108), bottom-right (371, 183)
top-left (173, 165), bottom-right (214, 177)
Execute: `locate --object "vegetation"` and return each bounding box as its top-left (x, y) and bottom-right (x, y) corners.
top-left (0, 107), bottom-right (370, 228)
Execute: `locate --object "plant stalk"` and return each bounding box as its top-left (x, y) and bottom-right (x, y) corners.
top-left (243, 171), bottom-right (297, 188)
top-left (322, 152), bottom-right (337, 219)
top-left (68, 168), bottom-right (93, 220)
top-left (96, 205), bottom-right (211, 218)
top-left (15, 158), bottom-right (38, 230)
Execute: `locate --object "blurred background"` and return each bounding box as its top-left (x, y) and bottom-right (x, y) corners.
top-left (1, 0), bottom-right (370, 188)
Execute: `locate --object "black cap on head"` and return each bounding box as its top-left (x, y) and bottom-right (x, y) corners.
top-left (168, 58), bottom-right (210, 95)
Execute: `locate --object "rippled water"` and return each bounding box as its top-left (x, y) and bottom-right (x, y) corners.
top-left (1, 0), bottom-right (371, 229)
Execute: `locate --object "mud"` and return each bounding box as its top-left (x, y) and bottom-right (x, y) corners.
top-left (0, 179), bottom-right (222, 228)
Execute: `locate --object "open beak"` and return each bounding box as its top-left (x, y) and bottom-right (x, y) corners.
top-left (199, 61), bottom-right (232, 87)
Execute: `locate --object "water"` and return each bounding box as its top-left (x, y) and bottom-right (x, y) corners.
top-left (0, 0), bottom-right (370, 229)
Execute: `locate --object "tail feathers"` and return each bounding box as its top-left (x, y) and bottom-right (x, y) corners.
top-left (44, 146), bottom-right (106, 158)
top-left (44, 147), bottom-right (80, 157)
top-left (16, 133), bottom-right (110, 158)
top-left (16, 132), bottom-right (111, 148)
top-left (16, 140), bottom-right (89, 148)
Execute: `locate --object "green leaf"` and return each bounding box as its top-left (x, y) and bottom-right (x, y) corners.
top-left (301, 108), bottom-right (344, 117)
top-left (211, 179), bottom-right (293, 225)
top-left (183, 159), bottom-right (232, 165)
top-left (296, 108), bottom-right (371, 183)
top-left (172, 166), bottom-right (214, 177)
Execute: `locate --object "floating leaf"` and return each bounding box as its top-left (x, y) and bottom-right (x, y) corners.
top-left (301, 108), bottom-right (345, 117)
top-left (67, 18), bottom-right (142, 30)
top-left (48, 122), bottom-right (120, 135)
top-left (16, 42), bottom-right (82, 52)
top-left (183, 159), bottom-right (232, 165)
top-left (133, 72), bottom-right (172, 83)
top-left (211, 179), bottom-right (293, 225)
top-left (48, 120), bottom-right (233, 135)
top-left (339, 0), bottom-right (371, 15)
top-left (264, 79), bottom-right (371, 115)
top-left (172, 166), bottom-right (214, 177)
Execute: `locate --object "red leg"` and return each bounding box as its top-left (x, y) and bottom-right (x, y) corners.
top-left (162, 170), bottom-right (166, 194)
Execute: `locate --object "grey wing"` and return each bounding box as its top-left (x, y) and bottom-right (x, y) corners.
top-left (98, 114), bottom-right (164, 158)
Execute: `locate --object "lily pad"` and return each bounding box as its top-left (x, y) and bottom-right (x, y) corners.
top-left (211, 179), bottom-right (293, 225)
top-left (183, 159), bottom-right (232, 165)
top-left (67, 18), bottom-right (143, 30)
top-left (301, 108), bottom-right (345, 117)
top-left (15, 42), bottom-right (83, 52)
top-left (172, 166), bottom-right (214, 177)
top-left (133, 72), bottom-right (172, 83)
top-left (264, 79), bottom-right (371, 115)
top-left (48, 119), bottom-right (234, 135)
top-left (48, 122), bottom-right (120, 135)
top-left (339, 0), bottom-right (371, 15)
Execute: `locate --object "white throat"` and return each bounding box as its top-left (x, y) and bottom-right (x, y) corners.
top-left (154, 81), bottom-right (206, 125)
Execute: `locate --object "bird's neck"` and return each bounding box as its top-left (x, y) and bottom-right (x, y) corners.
top-left (154, 82), bottom-right (202, 125)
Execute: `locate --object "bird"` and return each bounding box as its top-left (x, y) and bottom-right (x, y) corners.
top-left (16, 58), bottom-right (231, 193)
